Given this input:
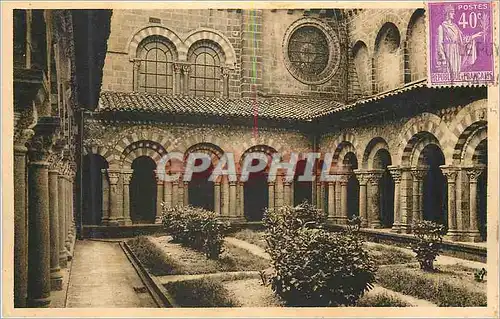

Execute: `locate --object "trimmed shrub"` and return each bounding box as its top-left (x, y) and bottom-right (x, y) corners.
top-left (164, 278), bottom-right (239, 307)
top-left (411, 221), bottom-right (445, 271)
top-left (161, 205), bottom-right (229, 259)
top-left (263, 203), bottom-right (376, 307)
top-left (127, 236), bottom-right (184, 276)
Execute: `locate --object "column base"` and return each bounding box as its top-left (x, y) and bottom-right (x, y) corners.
top-left (391, 223), bottom-right (402, 233)
top-left (106, 218), bottom-right (120, 226)
top-left (467, 231), bottom-right (483, 242)
top-left (155, 216), bottom-right (163, 224)
top-left (122, 218), bottom-right (133, 226)
top-left (27, 296), bottom-right (51, 308)
top-left (444, 229), bottom-right (462, 241)
top-left (59, 251), bottom-right (68, 268)
top-left (336, 217), bottom-right (348, 225)
top-left (50, 269), bottom-right (63, 291)
top-left (369, 221), bottom-right (383, 229)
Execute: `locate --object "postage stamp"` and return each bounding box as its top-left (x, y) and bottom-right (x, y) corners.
top-left (428, 1), bottom-right (495, 86)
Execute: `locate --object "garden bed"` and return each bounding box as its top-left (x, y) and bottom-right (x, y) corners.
top-left (377, 263), bottom-right (487, 306)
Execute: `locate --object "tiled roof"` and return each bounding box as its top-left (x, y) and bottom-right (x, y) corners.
top-left (97, 91), bottom-right (345, 121)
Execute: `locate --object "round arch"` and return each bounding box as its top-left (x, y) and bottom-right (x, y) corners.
top-left (126, 25), bottom-right (185, 61)
top-left (182, 28), bottom-right (236, 66)
top-left (362, 137), bottom-right (392, 169)
top-left (121, 140), bottom-right (167, 169)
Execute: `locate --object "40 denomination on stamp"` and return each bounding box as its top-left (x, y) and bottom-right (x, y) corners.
top-left (428, 1), bottom-right (495, 86)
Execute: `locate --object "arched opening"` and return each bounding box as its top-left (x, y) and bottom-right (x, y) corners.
top-left (352, 41), bottom-right (371, 96)
top-left (420, 144), bottom-right (447, 227)
top-left (474, 139), bottom-right (487, 240)
top-left (82, 154), bottom-right (108, 225)
top-left (294, 159), bottom-right (312, 205)
top-left (374, 22), bottom-right (401, 92)
top-left (344, 152), bottom-right (359, 219)
top-left (406, 9), bottom-right (426, 82)
top-left (374, 149), bottom-right (394, 228)
top-left (188, 159), bottom-right (215, 211)
top-left (244, 158), bottom-right (269, 221)
top-left (130, 156), bottom-right (157, 224)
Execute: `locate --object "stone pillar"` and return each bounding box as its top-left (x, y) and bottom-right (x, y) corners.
top-left (367, 171), bottom-right (383, 228)
top-left (48, 168), bottom-right (62, 291)
top-left (27, 119), bottom-right (58, 308)
top-left (122, 170), bottom-right (133, 225)
top-left (283, 179), bottom-right (291, 206)
top-left (182, 64), bottom-right (191, 96)
top-left (173, 63), bottom-right (182, 95)
top-left (465, 167), bottom-right (484, 242)
top-left (221, 67), bottom-right (230, 98)
top-left (315, 181), bottom-right (322, 209)
top-left (178, 181), bottom-right (185, 206)
top-left (171, 180), bottom-right (179, 206)
top-left (410, 168), bottom-right (427, 224)
top-left (164, 179), bottom-right (173, 210)
top-left (355, 171), bottom-right (369, 227)
top-left (268, 181), bottom-right (275, 211)
top-left (238, 180), bottom-right (244, 218)
top-left (107, 169), bottom-right (121, 226)
top-left (57, 173), bottom-right (67, 268)
top-left (327, 182), bottom-right (335, 221)
top-left (320, 182), bottom-right (326, 211)
top-left (388, 166), bottom-right (402, 232)
top-left (214, 181), bottom-right (221, 214)
top-left (276, 175), bottom-right (284, 207)
top-left (100, 169), bottom-right (109, 224)
top-left (229, 180), bottom-right (237, 217)
top-left (155, 176), bottom-right (164, 224)
top-left (14, 123), bottom-right (33, 308)
top-left (335, 181), bottom-right (341, 221)
top-left (441, 166), bottom-right (459, 240)
top-left (339, 175), bottom-right (349, 225)
top-left (222, 176), bottom-right (229, 217)
top-left (183, 181), bottom-right (189, 206)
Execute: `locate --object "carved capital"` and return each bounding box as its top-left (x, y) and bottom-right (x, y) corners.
top-left (440, 165), bottom-right (459, 183)
top-left (28, 117), bottom-right (59, 162)
top-left (181, 64), bottom-right (191, 74)
top-left (14, 108), bottom-right (37, 149)
top-left (410, 168), bottom-right (428, 181)
top-left (173, 63), bottom-right (182, 74)
top-left (133, 59), bottom-right (141, 71)
top-left (387, 166), bottom-right (402, 183)
top-left (353, 170), bottom-right (368, 185)
top-left (365, 170), bottom-right (384, 185)
top-left (221, 67), bottom-right (230, 79)
top-left (122, 169), bottom-right (134, 185)
top-left (465, 166), bottom-right (484, 182)
top-left (107, 169), bottom-right (121, 185)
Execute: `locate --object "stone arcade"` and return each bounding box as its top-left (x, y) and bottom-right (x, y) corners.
top-left (13, 8), bottom-right (488, 308)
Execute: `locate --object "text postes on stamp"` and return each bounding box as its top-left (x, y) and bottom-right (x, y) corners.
top-left (428, 1), bottom-right (495, 87)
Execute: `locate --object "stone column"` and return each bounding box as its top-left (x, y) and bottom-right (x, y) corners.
top-left (57, 173), bottom-right (67, 268)
top-left (388, 166), bottom-right (402, 232)
top-left (182, 64), bottom-right (191, 96)
top-left (155, 176), bottom-right (164, 224)
top-left (171, 180), bottom-right (179, 206)
top-left (355, 171), bottom-right (368, 227)
top-left (268, 181), bottom-right (275, 211)
top-left (122, 170), bottom-right (133, 225)
top-left (184, 181), bottom-right (189, 205)
top-left (327, 182), bottom-right (335, 222)
top-left (173, 63), bottom-right (182, 95)
top-left (410, 168), bottom-right (426, 224)
top-left (238, 180), bottom-right (244, 218)
top-left (164, 179), bottom-right (173, 210)
top-left (367, 171), bottom-right (383, 228)
top-left (276, 175), bottom-right (284, 207)
top-left (214, 181), bottom-right (221, 214)
top-left (100, 169), bottom-right (110, 224)
top-left (222, 176), bottom-right (229, 217)
top-left (339, 175), bottom-right (349, 225)
top-left (178, 181), bottom-right (185, 206)
top-left (221, 67), bottom-right (230, 98)
top-left (315, 181), bottom-right (322, 209)
top-left (106, 169), bottom-right (121, 226)
top-left (335, 180), bottom-right (341, 221)
top-left (48, 167), bottom-right (62, 291)
top-left (27, 119), bottom-right (58, 308)
top-left (465, 167), bottom-right (484, 242)
top-left (229, 180), bottom-right (237, 217)
top-left (441, 166), bottom-right (459, 240)
top-left (14, 122), bottom-right (33, 308)
top-left (283, 179), bottom-right (292, 206)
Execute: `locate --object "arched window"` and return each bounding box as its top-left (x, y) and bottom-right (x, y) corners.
top-left (188, 41), bottom-right (224, 97)
top-left (135, 36), bottom-right (174, 94)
